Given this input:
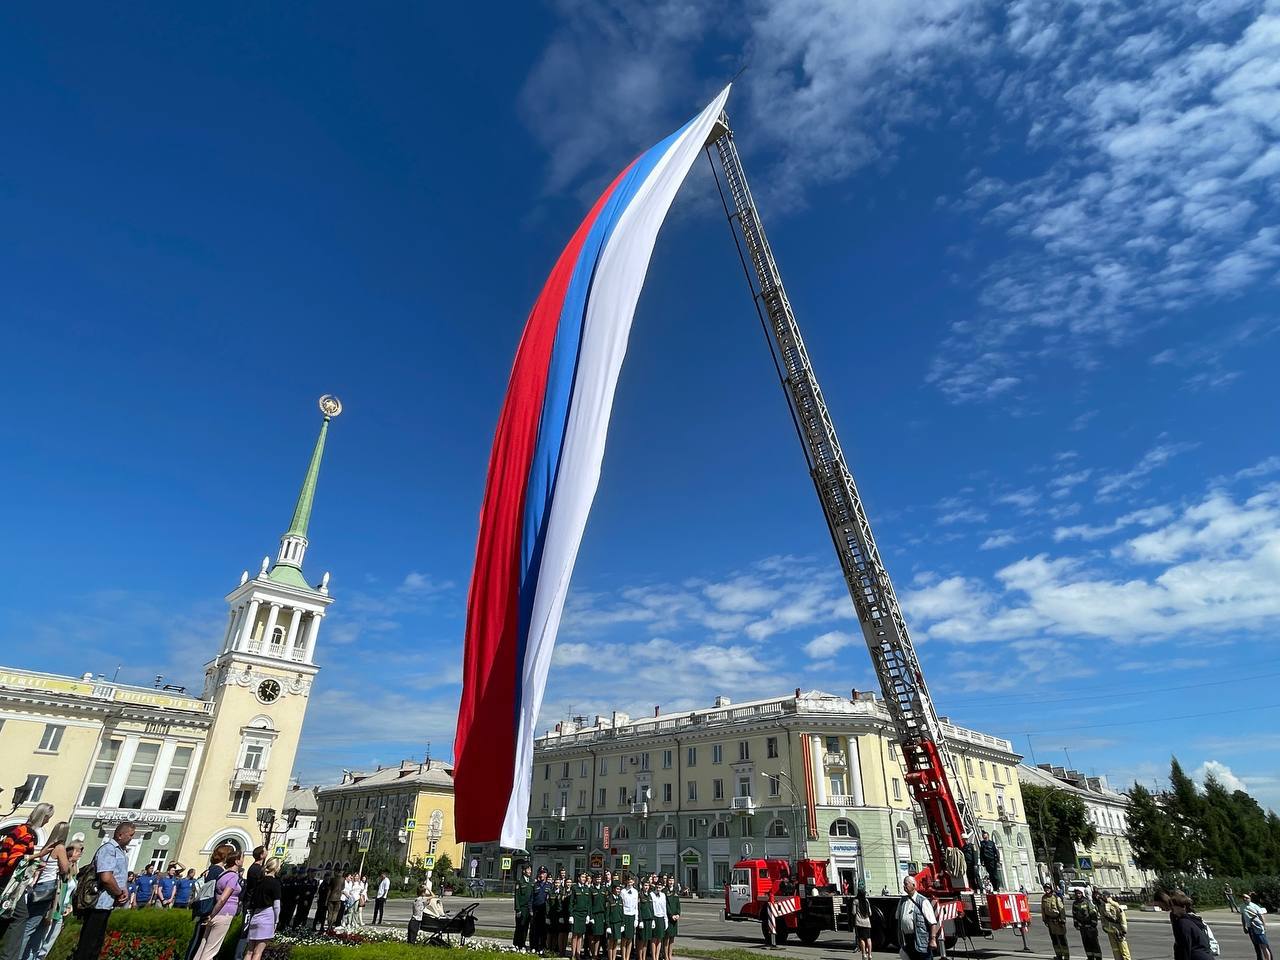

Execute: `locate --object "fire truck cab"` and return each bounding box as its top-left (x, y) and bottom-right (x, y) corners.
top-left (724, 858), bottom-right (847, 945)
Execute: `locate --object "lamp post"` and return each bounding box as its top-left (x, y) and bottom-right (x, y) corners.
top-left (2, 783), bottom-right (32, 817)
top-left (760, 770), bottom-right (803, 864)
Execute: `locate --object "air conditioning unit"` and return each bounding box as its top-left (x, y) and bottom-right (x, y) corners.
top-left (630, 757), bottom-right (638, 765)
top-left (344, 830), bottom-right (354, 840)
top-left (698, 818), bottom-right (708, 826)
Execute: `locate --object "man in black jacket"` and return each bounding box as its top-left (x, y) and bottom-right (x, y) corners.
top-left (979, 832), bottom-right (1002, 891)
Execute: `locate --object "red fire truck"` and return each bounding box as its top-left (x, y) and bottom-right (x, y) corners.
top-left (707, 114), bottom-right (1032, 947)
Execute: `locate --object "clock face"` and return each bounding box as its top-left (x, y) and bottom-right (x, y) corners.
top-left (257, 679), bottom-right (282, 704)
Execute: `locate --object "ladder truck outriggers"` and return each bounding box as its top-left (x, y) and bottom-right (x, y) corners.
top-left (706, 114), bottom-right (1031, 948)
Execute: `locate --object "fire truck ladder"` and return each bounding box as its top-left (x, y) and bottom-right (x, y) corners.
top-left (706, 116), bottom-right (982, 889)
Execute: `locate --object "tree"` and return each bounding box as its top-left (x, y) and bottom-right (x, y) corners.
top-left (1022, 782), bottom-right (1098, 868)
top-left (1127, 783), bottom-right (1185, 873)
top-left (432, 853), bottom-right (458, 893)
top-left (1167, 759), bottom-right (1206, 870)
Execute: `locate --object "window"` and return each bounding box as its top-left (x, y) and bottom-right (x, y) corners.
top-left (618, 787), bottom-right (628, 806)
top-left (825, 736), bottom-right (840, 753)
top-left (895, 822), bottom-right (911, 841)
top-left (599, 758), bottom-right (608, 776)
top-left (738, 741), bottom-right (750, 761)
top-left (971, 791), bottom-right (978, 810)
top-left (687, 818), bottom-right (698, 837)
top-left (243, 743), bottom-right (264, 770)
top-left (37, 724), bottom-right (65, 753)
top-left (712, 744), bottom-right (723, 764)
top-left (768, 775), bottom-right (781, 797)
top-left (741, 816), bottom-right (754, 837)
top-left (737, 776), bottom-right (752, 798)
top-left (538, 825), bottom-right (549, 841)
top-left (618, 756), bottom-right (626, 774)
top-left (562, 762), bottom-right (569, 778)
top-left (767, 737), bottom-right (779, 759)
top-left (159, 745), bottom-right (194, 811)
top-left (687, 747), bottom-right (697, 767)
top-left (637, 819), bottom-right (648, 839)
top-left (659, 822), bottom-right (676, 839)
top-left (120, 742), bottom-right (160, 809)
top-left (662, 750), bottom-right (673, 769)
top-left (993, 765), bottom-right (1002, 783)
top-left (23, 774), bottom-right (47, 803)
top-left (892, 778), bottom-right (902, 801)
top-left (979, 761), bottom-right (987, 779)
top-left (578, 790), bottom-right (586, 808)
top-left (82, 738), bottom-right (123, 807)
top-left (615, 824), bottom-right (629, 840)
top-left (662, 783), bottom-right (673, 803)
top-left (687, 781), bottom-right (697, 801)
top-left (1011, 797), bottom-right (1018, 816)
top-left (767, 819), bottom-right (789, 837)
top-left (559, 790), bottom-right (569, 810)
top-left (232, 789), bottom-right (251, 814)
top-left (713, 779), bottom-right (724, 801)
top-left (598, 788), bottom-right (607, 807)
top-left (557, 823), bottom-right (566, 840)
top-left (709, 820), bottom-right (729, 838)
top-left (830, 819), bottom-right (856, 838)
top-left (985, 794), bottom-right (993, 812)
top-left (888, 742), bottom-right (897, 760)
top-left (574, 824), bottom-right (587, 840)
top-left (829, 776), bottom-right (845, 796)
top-left (148, 849), bottom-right (168, 871)
top-left (544, 764), bottom-right (550, 781)
top-left (580, 760), bottom-right (588, 777)
top-left (641, 753), bottom-right (651, 771)
top-left (965, 758), bottom-right (973, 776)
top-left (542, 793), bottom-right (549, 811)
top-left (714, 862), bottom-right (731, 886)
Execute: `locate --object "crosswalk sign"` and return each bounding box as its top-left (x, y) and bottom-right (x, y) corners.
top-left (357, 828), bottom-right (373, 853)
top-left (405, 818), bottom-right (416, 831)
top-left (425, 856), bottom-right (435, 870)
top-left (621, 854), bottom-right (631, 867)
top-left (273, 845), bottom-right (286, 858)
top-left (501, 856), bottom-right (512, 871)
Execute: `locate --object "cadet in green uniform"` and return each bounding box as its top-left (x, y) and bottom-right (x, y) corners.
top-left (548, 879), bottom-right (565, 956)
top-left (1100, 893), bottom-right (1130, 960)
top-left (606, 882), bottom-right (625, 960)
top-left (1072, 890), bottom-right (1103, 960)
top-left (662, 877), bottom-right (681, 960)
top-left (586, 875), bottom-right (603, 958)
top-left (571, 872), bottom-right (591, 959)
top-left (515, 864), bottom-right (534, 950)
top-left (648, 880), bottom-right (667, 960)
top-left (636, 879), bottom-right (655, 956)
top-left (1041, 883), bottom-right (1070, 960)
top-left (620, 876), bottom-right (638, 960)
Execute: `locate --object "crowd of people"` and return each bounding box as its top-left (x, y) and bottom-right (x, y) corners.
top-left (0, 805), bottom-right (82, 960)
top-left (510, 864), bottom-right (681, 960)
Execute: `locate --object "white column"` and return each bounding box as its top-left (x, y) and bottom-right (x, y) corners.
top-left (847, 735), bottom-right (865, 806)
top-left (302, 612), bottom-right (323, 663)
top-left (810, 736), bottom-right (827, 805)
top-left (142, 739), bottom-right (178, 810)
top-left (224, 606), bottom-right (244, 653)
top-left (177, 741), bottom-right (205, 811)
top-left (220, 609), bottom-right (238, 651)
top-left (262, 603), bottom-right (282, 651)
top-left (103, 736), bottom-right (141, 808)
top-left (283, 608), bottom-right (303, 660)
top-left (238, 598), bottom-right (262, 651)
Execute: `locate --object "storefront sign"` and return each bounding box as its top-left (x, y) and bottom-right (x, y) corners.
top-left (830, 840), bottom-right (861, 858)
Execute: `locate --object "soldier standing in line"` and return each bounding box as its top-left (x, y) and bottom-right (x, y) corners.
top-left (592, 873), bottom-right (608, 958)
top-left (662, 876), bottom-right (681, 960)
top-left (1041, 882), bottom-right (1070, 960)
top-left (636, 878), bottom-right (655, 960)
top-left (606, 881), bottom-right (624, 960)
top-left (514, 862), bottom-right (534, 949)
top-left (1072, 889), bottom-right (1103, 960)
top-left (571, 871), bottom-right (591, 960)
top-left (619, 875), bottom-right (639, 960)
top-left (1100, 892), bottom-right (1130, 960)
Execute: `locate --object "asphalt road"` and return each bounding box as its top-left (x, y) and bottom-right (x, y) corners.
top-left (368, 896), bottom-right (1257, 959)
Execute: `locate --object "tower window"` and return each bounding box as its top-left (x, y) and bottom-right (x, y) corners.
top-left (243, 744), bottom-right (265, 771)
top-left (270, 626), bottom-right (285, 648)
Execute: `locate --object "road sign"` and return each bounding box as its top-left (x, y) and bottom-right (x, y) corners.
top-left (273, 845), bottom-right (286, 858)
top-left (405, 818), bottom-right (416, 832)
top-left (1077, 857), bottom-right (1093, 871)
top-left (357, 828), bottom-right (373, 853)
top-left (501, 856), bottom-right (512, 871)
top-left (527, 827), bottom-right (533, 840)
top-left (425, 856), bottom-right (435, 870)
top-left (621, 854), bottom-right (631, 867)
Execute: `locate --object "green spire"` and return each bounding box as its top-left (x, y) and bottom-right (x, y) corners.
top-left (285, 415), bottom-right (329, 540)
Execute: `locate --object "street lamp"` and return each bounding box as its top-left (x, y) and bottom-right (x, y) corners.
top-left (256, 807), bottom-right (277, 850)
top-left (2, 782), bottom-right (33, 816)
top-left (760, 770), bottom-right (803, 864)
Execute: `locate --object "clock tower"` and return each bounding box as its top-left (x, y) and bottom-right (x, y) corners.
top-left (176, 396), bottom-right (341, 865)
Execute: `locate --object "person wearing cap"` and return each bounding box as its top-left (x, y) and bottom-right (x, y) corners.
top-left (592, 874), bottom-right (609, 958)
top-left (514, 863), bottom-right (534, 949)
top-left (571, 871), bottom-right (591, 960)
top-left (1041, 882), bottom-right (1070, 960)
top-left (662, 876), bottom-right (680, 960)
top-left (548, 877), bottom-right (565, 956)
top-left (1072, 888), bottom-right (1102, 960)
top-left (530, 866), bottom-right (552, 951)
top-left (1100, 891), bottom-right (1129, 960)
top-left (648, 877), bottom-right (667, 960)
top-left (636, 879), bottom-right (655, 959)
top-left (619, 875), bottom-right (639, 960)
top-left (606, 882), bottom-right (625, 960)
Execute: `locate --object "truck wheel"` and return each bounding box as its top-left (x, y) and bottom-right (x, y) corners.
top-left (797, 925), bottom-right (820, 945)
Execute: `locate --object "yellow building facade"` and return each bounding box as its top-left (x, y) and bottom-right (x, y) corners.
top-left (0, 399), bottom-right (340, 871)
top-left (308, 760), bottom-right (464, 874)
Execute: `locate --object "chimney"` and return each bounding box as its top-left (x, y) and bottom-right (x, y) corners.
top-left (654, 705), bottom-right (660, 717)
top-left (851, 688), bottom-right (858, 700)
top-left (795, 687), bottom-right (802, 698)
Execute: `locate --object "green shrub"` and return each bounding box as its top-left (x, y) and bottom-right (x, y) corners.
top-left (49, 909), bottom-right (242, 960)
top-left (289, 946), bottom-right (492, 960)
top-left (1156, 874), bottom-right (1280, 912)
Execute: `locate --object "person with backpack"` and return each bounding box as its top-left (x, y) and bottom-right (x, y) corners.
top-left (192, 851), bottom-right (242, 960)
top-left (895, 876), bottom-right (938, 960)
top-left (1241, 892), bottom-right (1272, 960)
top-left (1164, 891), bottom-right (1215, 960)
top-left (182, 846), bottom-right (231, 960)
top-left (71, 822), bottom-right (134, 960)
top-left (0, 822), bottom-right (70, 960)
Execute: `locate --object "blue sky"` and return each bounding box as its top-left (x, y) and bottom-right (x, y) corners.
top-left (3, 2), bottom-right (1278, 809)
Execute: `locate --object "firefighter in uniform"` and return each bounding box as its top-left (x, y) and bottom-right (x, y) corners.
top-left (979, 831), bottom-right (1002, 891)
top-left (1071, 889), bottom-right (1103, 960)
top-left (514, 863), bottom-right (534, 949)
top-left (1100, 892), bottom-right (1130, 960)
top-left (1041, 882), bottom-right (1071, 960)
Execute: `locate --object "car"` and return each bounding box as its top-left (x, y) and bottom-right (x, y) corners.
top-left (1067, 879), bottom-right (1093, 898)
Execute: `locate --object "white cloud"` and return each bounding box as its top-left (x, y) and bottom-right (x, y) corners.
top-left (1194, 759), bottom-right (1248, 793)
top-left (1053, 504), bottom-right (1175, 542)
top-left (980, 531), bottom-right (1019, 550)
top-left (804, 630), bottom-right (853, 659)
top-left (1096, 442), bottom-right (1198, 500)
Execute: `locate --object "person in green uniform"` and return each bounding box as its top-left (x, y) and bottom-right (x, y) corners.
top-left (515, 863), bottom-right (534, 950)
top-left (648, 878), bottom-right (667, 960)
top-left (561, 877), bottom-right (574, 956)
top-left (1041, 883), bottom-right (1070, 960)
top-left (620, 875), bottom-right (639, 960)
top-left (606, 882), bottom-right (625, 960)
top-left (572, 872), bottom-right (591, 960)
top-left (1072, 889), bottom-right (1103, 960)
top-left (591, 875), bottom-right (606, 957)
top-left (548, 878), bottom-right (565, 956)
top-left (662, 876), bottom-right (681, 960)
top-left (636, 878), bottom-right (655, 960)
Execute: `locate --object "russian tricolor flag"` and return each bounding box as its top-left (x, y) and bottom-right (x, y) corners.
top-left (454, 87), bottom-right (731, 846)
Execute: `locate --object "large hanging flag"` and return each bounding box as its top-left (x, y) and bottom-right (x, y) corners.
top-left (454, 86), bottom-right (732, 846)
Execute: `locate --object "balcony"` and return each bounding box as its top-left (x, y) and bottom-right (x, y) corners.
top-left (827, 794), bottom-right (859, 807)
top-left (730, 796), bottom-right (756, 815)
top-left (231, 767), bottom-right (264, 788)
top-left (553, 806), bottom-right (567, 820)
top-left (630, 802), bottom-right (649, 818)
top-left (823, 751), bottom-right (847, 770)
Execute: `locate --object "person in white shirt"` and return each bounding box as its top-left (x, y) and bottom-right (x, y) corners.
top-left (649, 885), bottom-right (668, 960)
top-left (895, 877), bottom-right (938, 960)
top-left (620, 878), bottom-right (640, 960)
top-left (355, 876), bottom-right (369, 926)
top-left (373, 872), bottom-right (391, 925)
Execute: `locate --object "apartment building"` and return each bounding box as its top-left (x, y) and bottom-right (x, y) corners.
top-left (466, 689), bottom-right (1035, 895)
